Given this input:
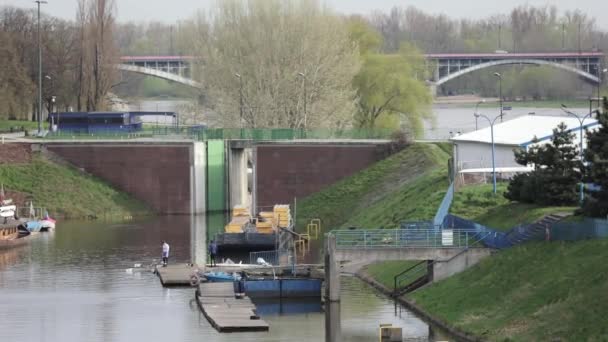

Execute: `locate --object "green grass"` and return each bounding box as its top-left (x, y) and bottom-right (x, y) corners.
top-left (340, 167), bottom-right (449, 228)
top-left (0, 120), bottom-right (39, 132)
top-left (296, 143), bottom-right (451, 231)
top-left (363, 260), bottom-right (421, 289)
top-left (408, 239), bottom-right (608, 341)
top-left (0, 157), bottom-right (150, 219)
top-left (450, 183), bottom-right (576, 231)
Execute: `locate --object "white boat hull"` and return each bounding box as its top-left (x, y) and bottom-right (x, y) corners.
top-left (0, 205), bottom-right (16, 218)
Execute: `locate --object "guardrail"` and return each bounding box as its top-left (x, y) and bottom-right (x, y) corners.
top-left (333, 228), bottom-right (483, 249)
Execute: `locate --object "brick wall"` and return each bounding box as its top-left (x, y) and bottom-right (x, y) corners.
top-left (255, 143), bottom-right (390, 207)
top-left (46, 143), bottom-right (191, 214)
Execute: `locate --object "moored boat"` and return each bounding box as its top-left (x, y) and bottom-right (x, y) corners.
top-left (0, 225), bottom-right (31, 250)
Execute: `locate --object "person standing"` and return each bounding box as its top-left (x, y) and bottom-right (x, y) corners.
top-left (208, 240), bottom-right (218, 267)
top-left (161, 241), bottom-right (170, 266)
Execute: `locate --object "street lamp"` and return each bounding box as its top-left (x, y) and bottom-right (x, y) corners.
top-left (598, 68), bottom-right (608, 109)
top-left (474, 99), bottom-right (485, 130)
top-left (297, 72), bottom-right (307, 129)
top-left (560, 104), bottom-right (598, 204)
top-left (493, 72), bottom-right (503, 122)
top-left (35, 0), bottom-right (47, 135)
top-left (234, 73), bottom-right (243, 128)
top-left (473, 112), bottom-right (503, 194)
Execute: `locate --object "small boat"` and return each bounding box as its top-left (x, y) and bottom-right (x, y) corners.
top-left (40, 213), bottom-right (56, 232)
top-left (0, 225), bottom-right (31, 250)
top-left (18, 220), bottom-right (43, 233)
top-left (204, 271), bottom-right (241, 283)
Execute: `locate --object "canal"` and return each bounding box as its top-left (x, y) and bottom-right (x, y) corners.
top-left (0, 217), bottom-right (450, 342)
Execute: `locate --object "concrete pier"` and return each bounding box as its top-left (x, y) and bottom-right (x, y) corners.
top-left (196, 282), bottom-right (269, 332)
top-left (156, 264), bottom-right (199, 286)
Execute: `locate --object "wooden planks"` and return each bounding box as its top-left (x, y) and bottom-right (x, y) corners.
top-left (156, 264), bottom-right (198, 286)
top-left (196, 282), bottom-right (269, 332)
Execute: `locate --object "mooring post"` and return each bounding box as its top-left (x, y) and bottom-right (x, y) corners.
top-left (324, 234), bottom-right (341, 302)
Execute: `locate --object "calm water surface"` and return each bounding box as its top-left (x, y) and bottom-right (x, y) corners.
top-left (0, 217), bottom-right (448, 342)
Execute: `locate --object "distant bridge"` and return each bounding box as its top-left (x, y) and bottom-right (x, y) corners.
top-left (117, 56), bottom-right (201, 88)
top-left (118, 52), bottom-right (604, 91)
top-left (425, 51), bottom-right (604, 87)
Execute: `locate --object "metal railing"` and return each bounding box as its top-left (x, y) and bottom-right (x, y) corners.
top-left (333, 228), bottom-right (484, 249)
top-left (249, 250), bottom-right (280, 266)
top-left (393, 260), bottom-right (428, 294)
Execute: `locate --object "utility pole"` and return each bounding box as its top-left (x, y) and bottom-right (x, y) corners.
top-left (298, 72), bottom-right (307, 129)
top-left (494, 72), bottom-right (503, 122)
top-left (36, 0), bottom-right (47, 135)
top-left (562, 23), bottom-right (565, 50)
top-left (498, 24), bottom-right (501, 50)
top-left (235, 73), bottom-right (244, 128)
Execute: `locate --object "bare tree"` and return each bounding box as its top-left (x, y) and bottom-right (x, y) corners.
top-left (180, 0), bottom-right (360, 129)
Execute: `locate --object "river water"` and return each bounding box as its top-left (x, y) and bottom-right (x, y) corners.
top-left (0, 217), bottom-right (449, 342)
top-left (129, 98), bottom-right (587, 140)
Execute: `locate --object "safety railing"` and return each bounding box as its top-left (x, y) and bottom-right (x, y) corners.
top-left (250, 250), bottom-right (280, 266)
top-left (333, 228), bottom-right (484, 249)
top-left (393, 260), bottom-right (428, 295)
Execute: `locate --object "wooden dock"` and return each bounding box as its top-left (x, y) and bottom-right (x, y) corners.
top-left (196, 282), bottom-right (269, 332)
top-left (156, 264), bottom-right (199, 286)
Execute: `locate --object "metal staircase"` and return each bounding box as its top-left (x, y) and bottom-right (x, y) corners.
top-left (506, 213), bottom-right (571, 245)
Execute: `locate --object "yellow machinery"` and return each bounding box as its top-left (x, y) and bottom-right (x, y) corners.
top-left (224, 204), bottom-right (293, 235)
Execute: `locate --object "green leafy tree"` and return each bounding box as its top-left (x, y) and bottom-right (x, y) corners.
top-left (352, 43), bottom-right (431, 135)
top-left (505, 122), bottom-right (580, 205)
top-left (583, 98), bottom-right (608, 217)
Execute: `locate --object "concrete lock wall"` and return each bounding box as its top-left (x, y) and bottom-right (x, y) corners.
top-left (431, 248), bottom-right (492, 282)
top-left (228, 147), bottom-right (249, 209)
top-left (46, 142), bottom-right (194, 214)
top-left (255, 143), bottom-right (391, 207)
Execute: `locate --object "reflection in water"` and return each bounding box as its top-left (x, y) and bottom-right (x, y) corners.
top-left (0, 217), bottom-right (448, 342)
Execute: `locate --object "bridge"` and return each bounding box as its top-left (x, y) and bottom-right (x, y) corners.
top-left (118, 51), bottom-right (604, 92)
top-left (425, 51), bottom-right (604, 91)
top-left (324, 229), bottom-right (492, 301)
top-left (117, 56), bottom-right (201, 88)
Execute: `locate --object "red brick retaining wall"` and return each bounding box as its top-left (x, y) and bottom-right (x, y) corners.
top-left (46, 143), bottom-right (191, 214)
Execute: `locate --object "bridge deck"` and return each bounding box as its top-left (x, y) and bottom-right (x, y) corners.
top-left (196, 282), bottom-right (269, 332)
top-left (156, 263), bottom-right (199, 286)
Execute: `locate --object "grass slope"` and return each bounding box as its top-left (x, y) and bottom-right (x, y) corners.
top-left (408, 239), bottom-right (608, 341)
top-left (450, 183), bottom-right (576, 231)
top-left (296, 143), bottom-right (450, 230)
top-left (0, 157), bottom-right (149, 219)
top-left (0, 120), bottom-right (39, 132)
top-left (363, 260), bottom-right (420, 289)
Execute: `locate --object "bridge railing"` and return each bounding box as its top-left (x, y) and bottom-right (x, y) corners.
top-left (332, 228), bottom-right (483, 249)
top-left (197, 128), bottom-right (395, 141)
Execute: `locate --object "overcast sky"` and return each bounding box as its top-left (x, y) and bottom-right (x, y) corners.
top-left (2, 0), bottom-right (608, 29)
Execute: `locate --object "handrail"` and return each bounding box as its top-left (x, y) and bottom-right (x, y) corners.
top-left (393, 260), bottom-right (427, 292)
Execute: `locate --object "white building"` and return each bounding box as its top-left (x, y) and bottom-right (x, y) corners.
top-left (450, 115), bottom-right (599, 182)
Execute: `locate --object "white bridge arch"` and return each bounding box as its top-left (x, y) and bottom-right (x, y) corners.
top-left (116, 64), bottom-right (202, 89)
top-left (435, 58), bottom-right (601, 86)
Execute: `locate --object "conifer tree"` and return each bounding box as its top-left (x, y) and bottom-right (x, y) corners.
top-left (583, 97), bottom-right (608, 217)
top-left (506, 122), bottom-right (580, 205)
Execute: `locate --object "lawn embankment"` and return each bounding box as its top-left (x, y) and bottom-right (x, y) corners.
top-left (362, 260), bottom-right (421, 289)
top-left (0, 156), bottom-right (149, 219)
top-left (407, 239), bottom-right (608, 341)
top-left (296, 143), bottom-right (451, 230)
top-left (0, 120), bottom-right (39, 133)
top-left (450, 183), bottom-right (576, 231)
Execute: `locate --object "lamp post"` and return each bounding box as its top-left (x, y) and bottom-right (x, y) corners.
top-left (35, 0), bottom-right (47, 135)
top-left (560, 104), bottom-right (597, 204)
top-left (235, 73), bottom-right (243, 128)
top-left (474, 112), bottom-right (503, 194)
top-left (598, 68), bottom-right (608, 109)
top-left (474, 99), bottom-right (485, 130)
top-left (297, 72), bottom-right (307, 129)
top-left (493, 72), bottom-right (503, 122)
